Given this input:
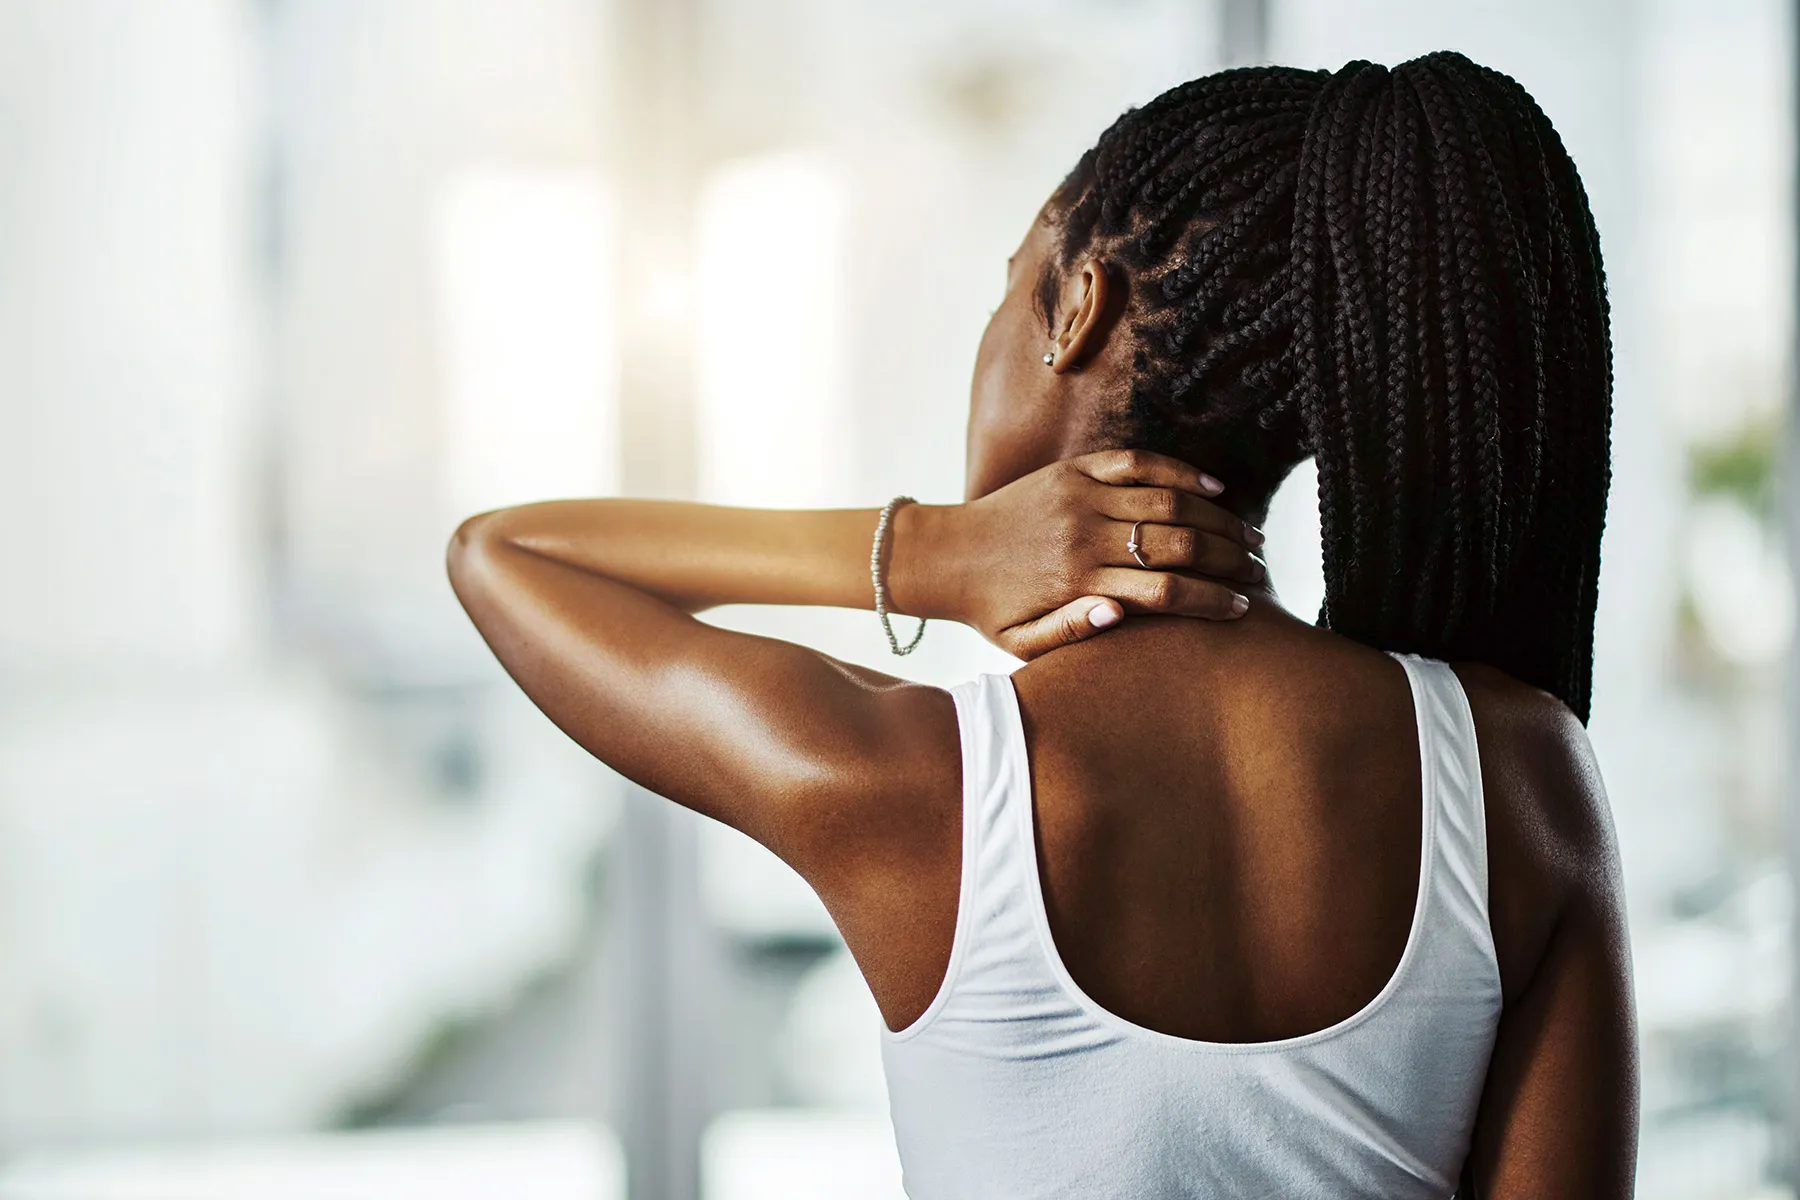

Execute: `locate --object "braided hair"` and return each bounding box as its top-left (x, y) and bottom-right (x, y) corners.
top-left (1045, 53), bottom-right (1612, 722)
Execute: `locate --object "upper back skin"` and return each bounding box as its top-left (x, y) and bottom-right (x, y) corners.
top-left (865, 602), bottom-right (1594, 1044)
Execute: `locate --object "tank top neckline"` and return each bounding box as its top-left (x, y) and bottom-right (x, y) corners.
top-left (884, 650), bottom-right (1446, 1053)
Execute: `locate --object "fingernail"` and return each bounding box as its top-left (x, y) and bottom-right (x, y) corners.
top-left (1088, 603), bottom-right (1121, 628)
top-left (1198, 473), bottom-right (1224, 496)
top-left (1252, 557), bottom-right (1267, 581)
top-left (1230, 593), bottom-right (1249, 616)
top-left (1244, 524), bottom-right (1265, 547)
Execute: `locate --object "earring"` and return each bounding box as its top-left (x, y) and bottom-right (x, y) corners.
top-left (1042, 352), bottom-right (1055, 366)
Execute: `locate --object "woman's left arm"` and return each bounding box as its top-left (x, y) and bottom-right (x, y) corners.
top-left (446, 449), bottom-right (1262, 882)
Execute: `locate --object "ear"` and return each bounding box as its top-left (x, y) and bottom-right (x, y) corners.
top-left (1048, 256), bottom-right (1119, 374)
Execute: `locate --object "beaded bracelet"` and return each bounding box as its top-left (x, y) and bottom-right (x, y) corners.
top-left (871, 496), bottom-right (928, 656)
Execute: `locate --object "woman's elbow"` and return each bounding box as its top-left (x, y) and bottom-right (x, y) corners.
top-left (446, 510), bottom-right (508, 600)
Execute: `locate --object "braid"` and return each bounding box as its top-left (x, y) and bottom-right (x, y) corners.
top-left (1048, 52), bottom-right (1612, 721)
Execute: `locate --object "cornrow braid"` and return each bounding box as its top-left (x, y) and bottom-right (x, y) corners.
top-left (1045, 53), bottom-right (1612, 721)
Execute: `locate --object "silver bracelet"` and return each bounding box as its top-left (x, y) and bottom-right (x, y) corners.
top-left (871, 496), bottom-right (928, 656)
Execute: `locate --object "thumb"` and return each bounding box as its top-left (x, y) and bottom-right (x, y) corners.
top-left (997, 596), bottom-right (1123, 661)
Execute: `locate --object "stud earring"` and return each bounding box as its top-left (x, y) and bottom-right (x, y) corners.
top-left (1042, 352), bottom-right (1055, 366)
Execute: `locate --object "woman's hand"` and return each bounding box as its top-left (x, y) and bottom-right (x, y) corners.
top-left (893, 449), bottom-right (1266, 661)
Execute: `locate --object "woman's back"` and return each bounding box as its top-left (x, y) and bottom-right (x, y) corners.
top-left (1016, 612), bottom-right (1430, 1045)
top-left (882, 614), bottom-right (1506, 1197)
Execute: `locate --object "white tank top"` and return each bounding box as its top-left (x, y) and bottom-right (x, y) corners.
top-left (880, 654), bottom-right (1503, 1199)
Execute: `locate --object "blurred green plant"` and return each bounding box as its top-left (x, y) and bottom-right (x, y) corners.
top-left (1687, 418), bottom-right (1782, 518)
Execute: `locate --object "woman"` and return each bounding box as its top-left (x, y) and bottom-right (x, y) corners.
top-left (450, 53), bottom-right (1636, 1199)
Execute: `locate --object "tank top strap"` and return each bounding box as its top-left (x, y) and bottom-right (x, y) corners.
top-left (1388, 653), bottom-right (1496, 963)
top-left (883, 672), bottom-right (1067, 1044)
top-left (948, 671), bottom-right (1032, 848)
top-left (947, 672), bottom-right (1045, 966)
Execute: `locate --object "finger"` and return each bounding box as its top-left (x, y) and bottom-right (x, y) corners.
top-left (1089, 567), bottom-right (1249, 620)
top-left (997, 596), bottom-right (1126, 661)
top-left (1092, 484), bottom-right (1261, 547)
top-left (1115, 522), bottom-right (1266, 584)
top-left (1071, 448), bottom-right (1224, 498)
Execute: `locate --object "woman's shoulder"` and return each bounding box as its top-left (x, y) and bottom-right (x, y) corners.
top-left (1449, 660), bottom-right (1622, 1003)
top-left (1449, 660), bottom-right (1610, 850)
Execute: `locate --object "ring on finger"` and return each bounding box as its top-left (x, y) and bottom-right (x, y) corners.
top-left (1126, 520), bottom-right (1150, 569)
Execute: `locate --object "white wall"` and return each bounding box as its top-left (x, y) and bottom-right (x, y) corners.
top-left (0, 0), bottom-right (260, 673)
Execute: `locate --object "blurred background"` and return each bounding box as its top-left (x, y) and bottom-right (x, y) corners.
top-left (0, 0), bottom-right (1791, 1196)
